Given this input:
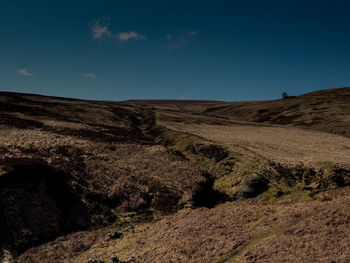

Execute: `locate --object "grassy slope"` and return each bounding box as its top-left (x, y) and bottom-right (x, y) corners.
top-left (17, 188), bottom-right (350, 263)
top-left (0, 92), bottom-right (212, 260)
top-left (124, 87), bottom-right (350, 137)
top-left (1, 88), bottom-right (350, 262)
top-left (203, 87), bottom-right (350, 138)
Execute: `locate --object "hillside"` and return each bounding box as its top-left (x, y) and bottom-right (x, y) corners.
top-left (202, 87), bottom-right (350, 138)
top-left (1, 88), bottom-right (350, 263)
top-left (0, 92), bottom-right (213, 261)
top-left (124, 87), bottom-right (350, 138)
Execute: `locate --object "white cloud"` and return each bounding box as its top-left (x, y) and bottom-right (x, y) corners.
top-left (18, 68), bottom-right (34, 77)
top-left (91, 19), bottom-right (146, 42)
top-left (116, 31), bottom-right (146, 42)
top-left (83, 73), bottom-right (96, 79)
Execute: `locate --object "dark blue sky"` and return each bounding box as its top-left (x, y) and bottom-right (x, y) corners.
top-left (1, 0), bottom-right (350, 101)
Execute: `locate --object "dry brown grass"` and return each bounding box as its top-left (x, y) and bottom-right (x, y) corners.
top-left (0, 92), bottom-right (211, 260)
top-left (2, 90), bottom-right (350, 263)
top-left (155, 109), bottom-right (350, 203)
top-left (202, 87), bottom-right (350, 138)
top-left (162, 121), bottom-right (350, 167)
top-left (15, 229), bottom-right (108, 263)
top-left (18, 189), bottom-right (350, 263)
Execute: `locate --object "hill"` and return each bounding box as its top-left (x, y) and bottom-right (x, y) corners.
top-left (202, 87), bottom-right (350, 138)
top-left (0, 88), bottom-right (350, 263)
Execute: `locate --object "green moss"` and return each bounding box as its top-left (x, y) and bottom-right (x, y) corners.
top-left (151, 125), bottom-right (350, 204)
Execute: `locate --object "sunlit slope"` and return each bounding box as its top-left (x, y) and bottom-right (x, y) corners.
top-left (203, 87), bottom-right (350, 138)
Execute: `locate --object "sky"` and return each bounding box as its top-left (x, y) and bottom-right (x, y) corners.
top-left (1, 0), bottom-right (350, 101)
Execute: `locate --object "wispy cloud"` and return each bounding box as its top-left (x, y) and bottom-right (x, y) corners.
top-left (91, 19), bottom-right (146, 42)
top-left (117, 31), bottom-right (146, 42)
top-left (91, 20), bottom-right (112, 39)
top-left (165, 30), bottom-right (199, 49)
top-left (18, 68), bottom-right (34, 77)
top-left (83, 73), bottom-right (96, 79)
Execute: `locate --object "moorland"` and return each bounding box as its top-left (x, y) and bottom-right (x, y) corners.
top-left (1, 87), bottom-right (350, 263)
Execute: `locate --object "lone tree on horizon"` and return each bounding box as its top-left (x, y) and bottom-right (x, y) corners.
top-left (282, 91), bottom-right (289, 99)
